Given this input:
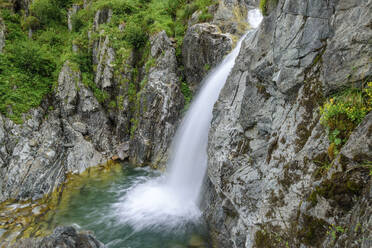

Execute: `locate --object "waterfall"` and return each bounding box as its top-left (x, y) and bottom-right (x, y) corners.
top-left (115, 10), bottom-right (263, 232)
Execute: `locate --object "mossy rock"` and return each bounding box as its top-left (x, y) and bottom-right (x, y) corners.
top-left (308, 168), bottom-right (369, 211)
top-left (297, 215), bottom-right (329, 246)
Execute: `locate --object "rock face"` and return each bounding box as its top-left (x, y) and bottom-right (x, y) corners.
top-left (205, 0), bottom-right (372, 247)
top-left (10, 226), bottom-right (105, 248)
top-left (182, 24), bottom-right (233, 90)
top-left (130, 31), bottom-right (184, 166)
top-left (0, 6), bottom-right (185, 202)
top-left (212, 0), bottom-right (250, 34)
top-left (0, 18), bottom-right (4, 53)
top-left (0, 61), bottom-right (112, 202)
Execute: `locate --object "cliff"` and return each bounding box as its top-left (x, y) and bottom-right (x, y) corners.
top-left (204, 0), bottom-right (372, 247)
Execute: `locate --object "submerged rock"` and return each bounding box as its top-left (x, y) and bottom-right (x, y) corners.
top-left (10, 226), bottom-right (106, 248)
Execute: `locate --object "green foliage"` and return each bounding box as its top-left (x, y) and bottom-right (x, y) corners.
top-left (180, 81), bottom-right (192, 113)
top-left (123, 21), bottom-right (148, 48)
top-left (0, 7), bottom-right (70, 122)
top-left (71, 13), bottom-right (84, 32)
top-left (130, 118), bottom-right (139, 137)
top-left (181, 81), bottom-right (192, 104)
top-left (30, 0), bottom-right (64, 25)
top-left (259, 0), bottom-right (267, 15)
top-left (0, 40), bottom-right (56, 123)
top-left (320, 85), bottom-right (372, 150)
top-left (327, 224), bottom-right (346, 240)
top-left (22, 16), bottom-right (40, 30)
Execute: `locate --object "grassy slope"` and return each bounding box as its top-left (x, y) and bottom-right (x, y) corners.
top-left (0, 0), bottom-right (216, 123)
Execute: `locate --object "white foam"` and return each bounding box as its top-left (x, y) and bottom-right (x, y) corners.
top-left (114, 9), bottom-right (263, 232)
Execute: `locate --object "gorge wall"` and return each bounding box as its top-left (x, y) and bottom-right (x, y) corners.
top-left (204, 0), bottom-right (372, 247)
top-left (0, 0), bottom-right (251, 203)
top-left (0, 0), bottom-right (249, 244)
top-left (0, 0), bottom-right (371, 247)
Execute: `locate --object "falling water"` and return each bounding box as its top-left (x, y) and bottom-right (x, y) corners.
top-left (115, 9), bottom-right (263, 232)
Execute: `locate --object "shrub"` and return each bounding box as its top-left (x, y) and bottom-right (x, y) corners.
top-left (0, 41), bottom-right (56, 123)
top-left (22, 16), bottom-right (40, 30)
top-left (6, 41), bottom-right (55, 76)
top-left (320, 84), bottom-right (372, 153)
top-left (71, 13), bottom-right (84, 32)
top-left (123, 21), bottom-right (148, 48)
top-left (181, 81), bottom-right (192, 105)
top-left (30, 0), bottom-right (63, 25)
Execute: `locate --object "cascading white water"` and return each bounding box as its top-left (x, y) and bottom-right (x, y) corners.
top-left (114, 10), bottom-right (263, 232)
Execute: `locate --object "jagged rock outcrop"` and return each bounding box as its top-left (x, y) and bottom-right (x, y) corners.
top-left (130, 31), bottom-right (184, 166)
top-left (204, 0), bottom-right (372, 247)
top-left (94, 35), bottom-right (115, 90)
top-left (68, 4), bottom-right (83, 31)
top-left (56, 61), bottom-right (114, 169)
top-left (0, 61), bottom-right (114, 202)
top-left (9, 226), bottom-right (105, 248)
top-left (93, 8), bottom-right (112, 32)
top-left (0, 18), bottom-right (5, 53)
top-left (182, 24), bottom-right (233, 90)
top-left (0, 108), bottom-right (68, 201)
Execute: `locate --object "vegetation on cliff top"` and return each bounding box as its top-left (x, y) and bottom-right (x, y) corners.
top-left (0, 0), bottom-right (216, 123)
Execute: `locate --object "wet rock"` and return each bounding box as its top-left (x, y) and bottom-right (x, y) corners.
top-left (182, 23), bottom-right (232, 90)
top-left (117, 142), bottom-right (130, 160)
top-left (10, 226), bottom-right (106, 248)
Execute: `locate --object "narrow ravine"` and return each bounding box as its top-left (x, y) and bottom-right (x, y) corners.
top-left (48, 10), bottom-right (263, 248)
top-left (2, 9), bottom-right (263, 248)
